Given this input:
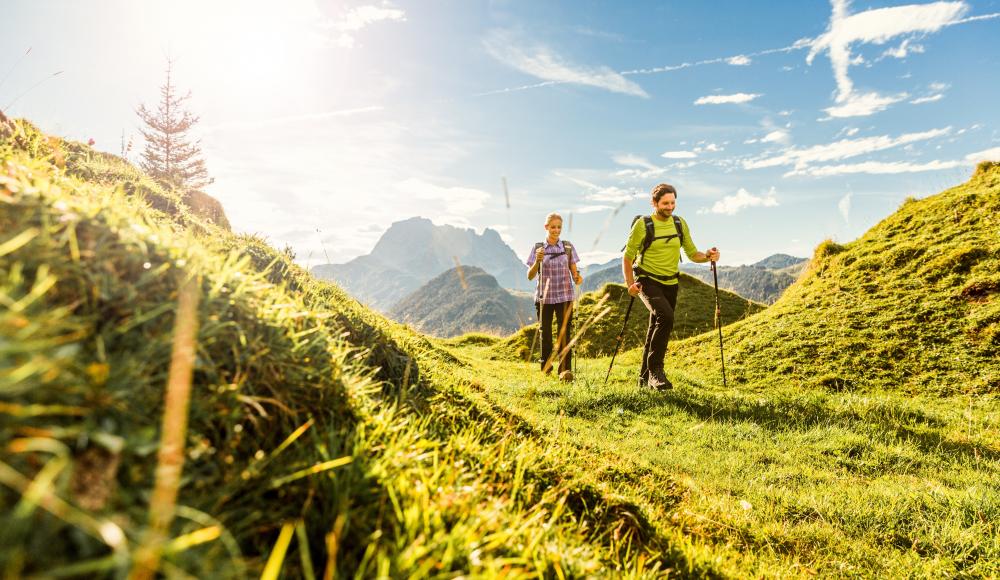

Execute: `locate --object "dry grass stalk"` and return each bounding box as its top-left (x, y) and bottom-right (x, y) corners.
top-left (130, 270), bottom-right (201, 580)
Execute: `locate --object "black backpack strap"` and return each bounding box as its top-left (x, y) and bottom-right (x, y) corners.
top-left (642, 216), bottom-right (655, 255)
top-left (673, 215), bottom-right (684, 262)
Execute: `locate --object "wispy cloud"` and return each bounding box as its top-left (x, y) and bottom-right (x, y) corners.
top-left (484, 30), bottom-right (649, 98)
top-left (661, 150), bottom-right (698, 159)
top-left (822, 91), bottom-right (909, 118)
top-left (694, 93), bottom-right (762, 105)
top-left (612, 154), bottom-right (661, 171)
top-left (611, 154), bottom-right (668, 178)
top-left (324, 4), bottom-right (407, 48)
top-left (785, 144), bottom-right (1000, 177)
top-left (838, 191), bottom-right (852, 223)
top-left (910, 93), bottom-right (944, 104)
top-left (575, 204), bottom-right (615, 214)
top-left (396, 177), bottom-right (491, 224)
top-left (761, 129), bottom-right (791, 144)
top-left (791, 159), bottom-right (963, 176)
top-left (699, 187), bottom-right (779, 215)
top-left (806, 0), bottom-right (970, 117)
top-left (880, 38), bottom-right (925, 59)
top-left (966, 146), bottom-right (1000, 162)
top-left (555, 171), bottom-right (642, 203)
top-left (727, 55), bottom-right (752, 66)
top-left (745, 126), bottom-right (952, 172)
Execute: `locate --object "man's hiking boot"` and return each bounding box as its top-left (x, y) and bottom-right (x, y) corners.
top-left (647, 369), bottom-right (673, 391)
top-left (559, 370), bottom-right (574, 383)
top-left (638, 372), bottom-right (648, 389)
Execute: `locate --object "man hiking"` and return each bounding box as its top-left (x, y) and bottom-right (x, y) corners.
top-left (623, 183), bottom-right (720, 390)
top-left (526, 212), bottom-right (583, 381)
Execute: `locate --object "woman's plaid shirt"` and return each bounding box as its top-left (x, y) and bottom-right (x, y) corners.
top-left (525, 240), bottom-right (580, 305)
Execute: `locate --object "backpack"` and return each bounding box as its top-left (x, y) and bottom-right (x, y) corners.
top-left (532, 240), bottom-right (575, 267)
top-left (621, 215), bottom-right (685, 263)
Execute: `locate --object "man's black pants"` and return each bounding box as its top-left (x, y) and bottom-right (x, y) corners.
top-left (537, 300), bottom-right (573, 373)
top-left (638, 278), bottom-right (679, 380)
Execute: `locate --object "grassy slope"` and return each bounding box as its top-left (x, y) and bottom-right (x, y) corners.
top-left (672, 165), bottom-right (1000, 395)
top-left (438, 165), bottom-right (1000, 576)
top-left (495, 276), bottom-right (765, 362)
top-left (5, 118), bottom-right (998, 578)
top-left (0, 120), bottom-right (700, 577)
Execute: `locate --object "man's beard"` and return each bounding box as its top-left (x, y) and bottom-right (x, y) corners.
top-left (655, 208), bottom-right (672, 219)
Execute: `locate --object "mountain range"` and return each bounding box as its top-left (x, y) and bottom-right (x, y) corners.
top-left (390, 266), bottom-right (535, 337)
top-left (311, 217), bottom-right (532, 311)
top-left (679, 253), bottom-right (808, 304)
top-left (580, 253), bottom-right (807, 304)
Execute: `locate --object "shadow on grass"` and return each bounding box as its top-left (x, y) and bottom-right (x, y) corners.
top-left (560, 385), bottom-right (999, 464)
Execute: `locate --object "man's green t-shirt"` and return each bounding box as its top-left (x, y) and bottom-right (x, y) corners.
top-left (623, 214), bottom-right (699, 284)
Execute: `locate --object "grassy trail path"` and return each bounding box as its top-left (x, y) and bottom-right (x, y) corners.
top-left (439, 341), bottom-right (1000, 578)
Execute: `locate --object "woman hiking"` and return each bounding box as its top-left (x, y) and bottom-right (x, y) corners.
top-left (526, 213), bottom-right (583, 382)
top-left (623, 183), bottom-right (720, 390)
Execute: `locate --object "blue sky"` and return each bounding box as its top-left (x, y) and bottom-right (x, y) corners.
top-left (4, 0), bottom-right (1000, 267)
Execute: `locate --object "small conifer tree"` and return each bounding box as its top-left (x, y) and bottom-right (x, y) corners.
top-left (136, 61), bottom-right (213, 191)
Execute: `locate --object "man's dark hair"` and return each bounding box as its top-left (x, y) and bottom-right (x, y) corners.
top-left (651, 183), bottom-right (677, 202)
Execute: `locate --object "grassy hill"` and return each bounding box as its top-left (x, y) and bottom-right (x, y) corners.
top-left (390, 266), bottom-right (535, 337)
top-left (670, 163), bottom-right (1000, 395)
top-left (1, 119), bottom-right (702, 577)
top-left (497, 275), bottom-right (766, 361)
top-left (437, 164), bottom-right (1000, 576)
top-left (4, 117), bottom-right (999, 578)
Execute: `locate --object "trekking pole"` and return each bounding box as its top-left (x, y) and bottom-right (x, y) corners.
top-left (711, 260), bottom-right (728, 388)
top-left (528, 253), bottom-right (545, 363)
top-left (603, 293), bottom-right (635, 386)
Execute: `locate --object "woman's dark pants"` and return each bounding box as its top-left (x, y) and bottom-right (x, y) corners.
top-left (537, 300), bottom-right (574, 374)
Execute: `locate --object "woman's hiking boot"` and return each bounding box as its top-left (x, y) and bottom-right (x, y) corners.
top-left (559, 370), bottom-right (574, 382)
top-left (648, 369), bottom-right (673, 390)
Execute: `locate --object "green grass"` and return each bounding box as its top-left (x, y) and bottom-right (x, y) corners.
top-left (437, 347), bottom-right (999, 577)
top-left (669, 165), bottom-right (1000, 396)
top-left (3, 118), bottom-right (999, 578)
top-left (1, 118), bottom-right (694, 577)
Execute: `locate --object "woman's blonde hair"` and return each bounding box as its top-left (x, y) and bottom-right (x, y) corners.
top-left (544, 212), bottom-right (563, 226)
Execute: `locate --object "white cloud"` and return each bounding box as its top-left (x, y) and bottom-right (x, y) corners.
top-left (661, 150), bottom-right (698, 159)
top-left (761, 129), bottom-right (791, 144)
top-left (694, 92), bottom-right (762, 105)
top-left (822, 91), bottom-right (909, 118)
top-left (702, 143), bottom-right (724, 152)
top-left (484, 30), bottom-right (649, 98)
top-left (575, 205), bottom-right (615, 214)
top-left (555, 172), bottom-right (642, 203)
top-left (325, 4), bottom-right (406, 48)
top-left (966, 146), bottom-right (1000, 162)
top-left (789, 159), bottom-right (963, 177)
top-left (395, 178), bottom-right (491, 224)
top-left (911, 94), bottom-right (944, 104)
top-left (727, 55), bottom-right (752, 66)
top-left (745, 126), bottom-right (952, 171)
top-left (806, 0), bottom-right (969, 117)
top-left (700, 187), bottom-right (779, 215)
top-left (881, 38), bottom-right (925, 59)
top-left (838, 191), bottom-right (852, 223)
top-left (613, 154), bottom-right (661, 171)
